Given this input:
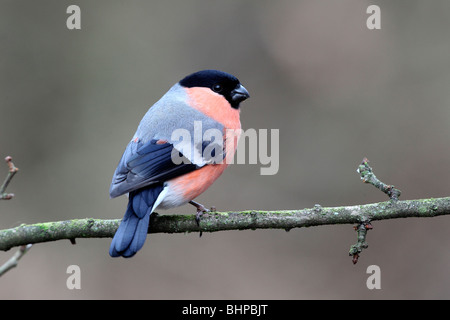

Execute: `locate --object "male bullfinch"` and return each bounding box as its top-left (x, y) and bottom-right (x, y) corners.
top-left (109, 70), bottom-right (250, 257)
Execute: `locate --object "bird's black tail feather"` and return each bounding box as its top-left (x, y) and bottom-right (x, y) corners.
top-left (109, 185), bottom-right (164, 258)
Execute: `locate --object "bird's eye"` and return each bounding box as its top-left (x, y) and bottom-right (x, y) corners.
top-left (212, 84), bottom-right (223, 93)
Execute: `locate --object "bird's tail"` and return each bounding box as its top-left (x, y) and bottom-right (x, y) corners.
top-left (109, 185), bottom-right (165, 258)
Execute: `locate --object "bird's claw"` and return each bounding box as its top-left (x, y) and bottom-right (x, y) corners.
top-left (189, 201), bottom-right (212, 237)
top-left (189, 200), bottom-right (210, 227)
top-left (195, 206), bottom-right (209, 226)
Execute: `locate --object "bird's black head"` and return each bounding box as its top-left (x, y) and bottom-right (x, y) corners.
top-left (179, 70), bottom-right (250, 109)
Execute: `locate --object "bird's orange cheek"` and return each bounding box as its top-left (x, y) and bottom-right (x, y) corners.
top-left (185, 87), bottom-right (241, 131)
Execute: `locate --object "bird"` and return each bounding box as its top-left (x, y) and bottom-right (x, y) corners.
top-left (109, 70), bottom-right (250, 257)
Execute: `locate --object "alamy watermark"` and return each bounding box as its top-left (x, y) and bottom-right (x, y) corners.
top-left (66, 5), bottom-right (81, 30)
top-left (170, 121), bottom-right (279, 176)
top-left (366, 5), bottom-right (381, 30)
top-left (67, 5), bottom-right (381, 31)
top-left (366, 265), bottom-right (381, 290)
top-left (66, 264), bottom-right (81, 289)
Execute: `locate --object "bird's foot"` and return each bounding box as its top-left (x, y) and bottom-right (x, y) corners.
top-left (189, 200), bottom-right (210, 226)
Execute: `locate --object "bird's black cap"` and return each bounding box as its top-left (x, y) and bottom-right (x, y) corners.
top-left (180, 70), bottom-right (249, 109)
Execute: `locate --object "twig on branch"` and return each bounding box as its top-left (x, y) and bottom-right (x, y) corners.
top-left (350, 157), bottom-right (402, 264)
top-left (0, 196), bottom-right (449, 252)
top-left (349, 221), bottom-right (372, 264)
top-left (357, 157), bottom-right (401, 200)
top-left (0, 244), bottom-right (32, 277)
top-left (0, 156), bottom-right (19, 200)
top-left (0, 155), bottom-right (30, 276)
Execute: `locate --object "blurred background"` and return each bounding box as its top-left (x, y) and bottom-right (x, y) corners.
top-left (1, 0), bottom-right (450, 299)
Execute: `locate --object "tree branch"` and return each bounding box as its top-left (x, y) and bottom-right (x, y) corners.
top-left (0, 156), bottom-right (31, 276)
top-left (0, 197), bottom-right (448, 252)
top-left (0, 244), bottom-right (32, 276)
top-left (0, 156), bottom-right (18, 200)
top-left (0, 156), bottom-right (449, 267)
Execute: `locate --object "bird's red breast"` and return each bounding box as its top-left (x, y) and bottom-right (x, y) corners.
top-left (168, 164), bottom-right (229, 202)
top-left (168, 87), bottom-right (242, 202)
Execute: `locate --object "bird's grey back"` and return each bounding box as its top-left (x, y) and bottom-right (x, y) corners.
top-left (135, 83), bottom-right (223, 144)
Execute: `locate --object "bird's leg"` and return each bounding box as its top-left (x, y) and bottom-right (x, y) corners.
top-left (189, 200), bottom-right (209, 226)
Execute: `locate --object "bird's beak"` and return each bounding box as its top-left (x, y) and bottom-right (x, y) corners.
top-left (231, 84), bottom-right (250, 103)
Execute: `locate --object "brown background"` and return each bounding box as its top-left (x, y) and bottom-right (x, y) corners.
top-left (1, 0), bottom-right (449, 299)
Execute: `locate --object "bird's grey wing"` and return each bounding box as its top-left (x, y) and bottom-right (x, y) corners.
top-left (109, 138), bottom-right (199, 198)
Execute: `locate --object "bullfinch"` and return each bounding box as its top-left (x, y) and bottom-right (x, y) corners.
top-left (109, 70), bottom-right (250, 257)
